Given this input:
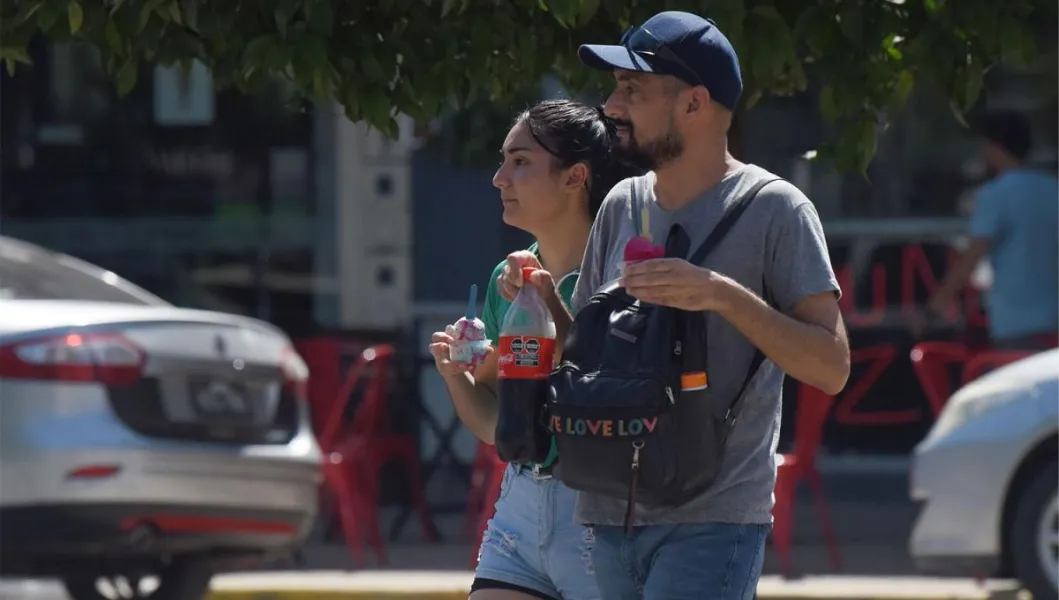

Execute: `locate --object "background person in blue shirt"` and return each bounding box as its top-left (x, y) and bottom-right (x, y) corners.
top-left (922, 111), bottom-right (1058, 350)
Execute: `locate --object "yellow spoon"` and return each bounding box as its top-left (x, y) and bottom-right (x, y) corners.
top-left (641, 205), bottom-right (652, 242)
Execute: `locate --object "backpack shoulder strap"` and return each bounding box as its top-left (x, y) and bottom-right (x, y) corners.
top-left (687, 177), bottom-right (782, 267)
top-left (686, 176), bottom-right (782, 426)
top-left (725, 351), bottom-right (766, 426)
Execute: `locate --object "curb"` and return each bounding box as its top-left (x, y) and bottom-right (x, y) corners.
top-left (207, 591), bottom-right (1008, 600)
top-left (205, 573), bottom-right (1016, 600)
top-left (209, 593), bottom-right (468, 600)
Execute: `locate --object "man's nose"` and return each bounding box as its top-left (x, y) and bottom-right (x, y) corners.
top-left (603, 90), bottom-right (625, 119)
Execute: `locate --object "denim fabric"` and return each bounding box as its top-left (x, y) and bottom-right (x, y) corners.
top-left (590, 522), bottom-right (769, 599)
top-left (475, 464), bottom-right (600, 599)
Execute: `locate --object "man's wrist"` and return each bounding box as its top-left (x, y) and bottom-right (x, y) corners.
top-left (701, 269), bottom-right (741, 314)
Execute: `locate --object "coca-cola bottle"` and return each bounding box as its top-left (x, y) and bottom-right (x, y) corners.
top-left (495, 267), bottom-right (556, 463)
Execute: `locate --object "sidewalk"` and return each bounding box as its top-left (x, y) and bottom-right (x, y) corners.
top-left (0, 574), bottom-right (1025, 600)
top-left (207, 571), bottom-right (1026, 600)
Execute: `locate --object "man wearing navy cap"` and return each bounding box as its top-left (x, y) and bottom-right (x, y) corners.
top-left (568, 12), bottom-right (851, 598)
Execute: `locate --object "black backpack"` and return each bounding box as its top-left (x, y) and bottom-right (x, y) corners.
top-left (549, 177), bottom-right (780, 530)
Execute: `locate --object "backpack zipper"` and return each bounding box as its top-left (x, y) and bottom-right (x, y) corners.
top-left (554, 364), bottom-right (676, 409)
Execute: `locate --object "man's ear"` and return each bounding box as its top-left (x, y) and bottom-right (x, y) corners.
top-left (685, 86), bottom-right (712, 116)
top-left (564, 162), bottom-right (589, 191)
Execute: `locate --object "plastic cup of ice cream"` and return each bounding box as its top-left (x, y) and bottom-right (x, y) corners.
top-left (449, 339), bottom-right (490, 365)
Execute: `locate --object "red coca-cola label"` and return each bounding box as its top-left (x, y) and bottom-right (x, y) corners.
top-left (497, 335), bottom-right (556, 380)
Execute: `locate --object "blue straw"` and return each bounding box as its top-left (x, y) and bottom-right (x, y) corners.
top-left (466, 284), bottom-right (478, 319)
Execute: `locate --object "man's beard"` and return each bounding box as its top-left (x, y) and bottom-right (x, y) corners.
top-left (615, 118), bottom-right (684, 171)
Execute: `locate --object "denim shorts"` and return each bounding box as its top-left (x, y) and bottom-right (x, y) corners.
top-left (590, 521), bottom-right (769, 600)
top-left (474, 464), bottom-right (600, 600)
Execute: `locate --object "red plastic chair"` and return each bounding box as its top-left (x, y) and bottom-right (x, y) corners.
top-left (318, 344), bottom-right (439, 566)
top-left (910, 342), bottom-right (970, 417)
top-left (772, 384), bottom-right (841, 577)
top-left (465, 441), bottom-right (499, 537)
top-left (468, 449), bottom-right (507, 567)
top-left (963, 350), bottom-right (1034, 383)
top-left (295, 338), bottom-right (367, 435)
top-left (316, 346), bottom-right (377, 566)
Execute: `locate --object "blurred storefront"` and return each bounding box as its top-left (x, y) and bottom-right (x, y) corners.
top-left (0, 38), bottom-right (416, 336)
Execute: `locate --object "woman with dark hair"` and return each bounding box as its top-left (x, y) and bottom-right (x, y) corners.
top-left (428, 99), bottom-right (641, 600)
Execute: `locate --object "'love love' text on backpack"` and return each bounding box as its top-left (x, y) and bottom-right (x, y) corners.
top-left (549, 177), bottom-right (780, 530)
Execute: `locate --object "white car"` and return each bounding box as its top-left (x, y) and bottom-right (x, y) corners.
top-left (910, 349), bottom-right (1058, 600)
top-left (0, 236), bottom-right (323, 600)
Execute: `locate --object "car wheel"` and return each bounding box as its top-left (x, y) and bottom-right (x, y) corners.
top-left (63, 559), bottom-right (213, 600)
top-left (1010, 462), bottom-right (1058, 600)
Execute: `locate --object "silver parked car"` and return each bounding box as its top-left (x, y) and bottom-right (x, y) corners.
top-left (910, 348), bottom-right (1058, 600)
top-left (0, 236), bottom-right (322, 600)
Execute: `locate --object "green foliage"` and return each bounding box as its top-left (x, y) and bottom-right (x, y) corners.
top-left (0, 0), bottom-right (1050, 172)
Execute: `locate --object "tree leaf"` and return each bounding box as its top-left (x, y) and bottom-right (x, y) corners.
top-left (67, 1), bottom-right (85, 34)
top-left (139, 5), bottom-right (153, 31)
top-left (36, 1), bottom-right (65, 32)
top-left (856, 119), bottom-right (878, 176)
top-left (2, 0), bottom-right (1050, 174)
top-left (105, 19), bottom-right (123, 53)
top-left (14, 1), bottom-right (45, 26)
top-left (139, 0), bottom-right (165, 32)
top-left (117, 59), bottom-right (138, 95)
top-left (576, 0), bottom-right (601, 27)
top-left (183, 0), bottom-right (199, 30)
top-left (0, 47), bottom-right (32, 76)
top-left (307, 1), bottom-right (333, 35)
top-left (744, 87), bottom-right (764, 110)
top-left (274, 8), bottom-right (288, 38)
top-left (838, 4), bottom-right (862, 44)
top-left (818, 84), bottom-right (838, 123)
top-left (361, 54), bottom-right (386, 81)
top-left (361, 92), bottom-right (391, 130)
top-left (168, 2), bottom-right (183, 25)
top-left (948, 99), bottom-right (970, 128)
top-left (244, 34), bottom-right (276, 63)
top-left (961, 58), bottom-right (984, 112)
top-left (889, 69), bottom-right (914, 112)
top-left (109, 0), bottom-right (129, 16)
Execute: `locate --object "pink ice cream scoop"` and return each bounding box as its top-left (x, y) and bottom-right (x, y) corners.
top-left (620, 236), bottom-right (666, 278)
top-left (454, 316), bottom-right (487, 341)
top-left (623, 236), bottom-right (665, 263)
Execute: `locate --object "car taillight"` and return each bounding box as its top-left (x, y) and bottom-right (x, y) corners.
top-left (0, 333), bottom-right (145, 386)
top-left (279, 346), bottom-right (309, 403)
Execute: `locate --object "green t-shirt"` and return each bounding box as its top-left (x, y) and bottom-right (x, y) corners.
top-left (482, 242), bottom-right (578, 469)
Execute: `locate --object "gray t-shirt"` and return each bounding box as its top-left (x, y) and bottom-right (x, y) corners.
top-left (570, 164), bottom-right (839, 526)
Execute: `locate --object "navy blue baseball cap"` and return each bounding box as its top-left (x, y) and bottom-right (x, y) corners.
top-left (578, 11), bottom-right (743, 111)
